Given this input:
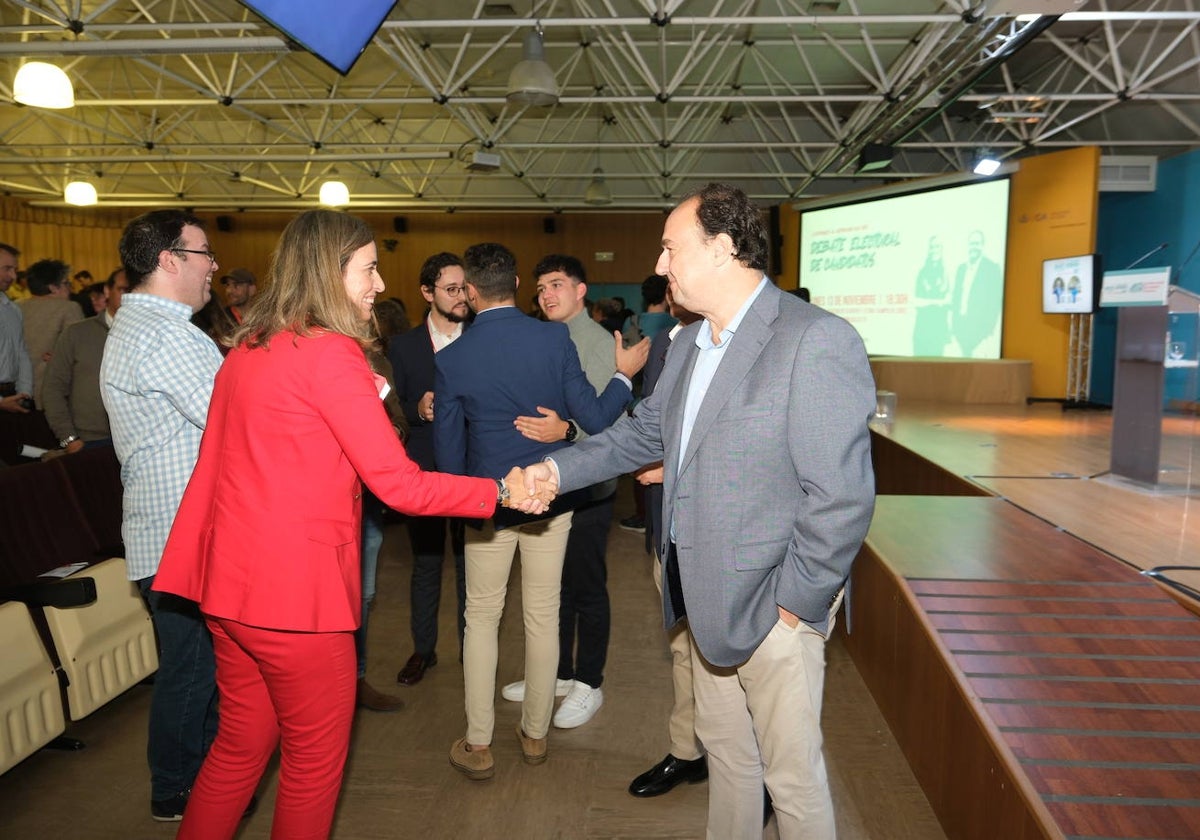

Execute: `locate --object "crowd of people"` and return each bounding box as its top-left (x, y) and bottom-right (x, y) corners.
top-left (0, 181), bottom-right (875, 840)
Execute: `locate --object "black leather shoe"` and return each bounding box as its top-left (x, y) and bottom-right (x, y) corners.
top-left (628, 754), bottom-right (707, 797)
top-left (397, 652), bottom-right (437, 686)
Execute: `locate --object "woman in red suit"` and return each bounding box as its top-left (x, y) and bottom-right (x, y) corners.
top-left (154, 209), bottom-right (547, 840)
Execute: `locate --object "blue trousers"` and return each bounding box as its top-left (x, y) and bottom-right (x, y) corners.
top-left (408, 516), bottom-right (466, 657)
top-left (139, 577), bottom-right (219, 801)
top-left (355, 494), bottom-right (386, 679)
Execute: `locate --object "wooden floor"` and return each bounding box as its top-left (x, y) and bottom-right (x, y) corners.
top-left (0, 479), bottom-right (946, 840)
top-left (873, 402), bottom-right (1200, 578)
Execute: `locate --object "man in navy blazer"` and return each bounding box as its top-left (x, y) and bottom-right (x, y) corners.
top-left (386, 252), bottom-right (471, 686)
top-left (434, 242), bottom-right (647, 781)
top-left (525, 184), bottom-right (876, 838)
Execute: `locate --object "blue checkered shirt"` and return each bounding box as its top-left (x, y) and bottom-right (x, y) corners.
top-left (100, 292), bottom-right (222, 581)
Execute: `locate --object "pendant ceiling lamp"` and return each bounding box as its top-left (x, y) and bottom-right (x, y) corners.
top-left (506, 28), bottom-right (558, 107)
top-left (584, 168), bottom-right (612, 206)
top-left (14, 61), bottom-right (75, 109)
top-left (319, 180), bottom-right (350, 207)
top-left (64, 181), bottom-right (98, 206)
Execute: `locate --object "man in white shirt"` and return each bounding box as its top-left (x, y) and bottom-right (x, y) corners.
top-left (386, 252), bottom-right (471, 688)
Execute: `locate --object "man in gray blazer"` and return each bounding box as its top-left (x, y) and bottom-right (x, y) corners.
top-left (524, 183), bottom-right (876, 839)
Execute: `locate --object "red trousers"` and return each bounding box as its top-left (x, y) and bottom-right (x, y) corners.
top-left (177, 617), bottom-right (356, 840)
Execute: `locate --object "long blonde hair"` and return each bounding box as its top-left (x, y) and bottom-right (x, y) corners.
top-left (234, 209), bottom-right (376, 349)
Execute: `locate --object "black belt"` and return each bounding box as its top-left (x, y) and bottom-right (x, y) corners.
top-left (0, 381), bottom-right (15, 397)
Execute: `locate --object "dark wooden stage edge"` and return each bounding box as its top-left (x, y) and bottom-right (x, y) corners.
top-left (844, 495), bottom-right (1200, 840)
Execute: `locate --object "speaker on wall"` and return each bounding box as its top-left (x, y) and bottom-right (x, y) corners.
top-left (216, 215), bottom-right (233, 233)
top-left (543, 217), bottom-right (556, 234)
top-left (392, 216), bottom-right (408, 234)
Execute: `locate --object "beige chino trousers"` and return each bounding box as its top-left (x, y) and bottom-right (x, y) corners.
top-left (690, 602), bottom-right (841, 840)
top-left (462, 512), bottom-right (573, 745)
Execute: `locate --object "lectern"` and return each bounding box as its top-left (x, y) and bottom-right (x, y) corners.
top-left (1106, 275), bottom-right (1197, 486)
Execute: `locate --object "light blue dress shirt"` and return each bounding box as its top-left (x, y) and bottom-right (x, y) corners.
top-left (100, 293), bottom-right (223, 581)
top-left (677, 277), bottom-right (769, 467)
top-left (0, 294), bottom-right (33, 394)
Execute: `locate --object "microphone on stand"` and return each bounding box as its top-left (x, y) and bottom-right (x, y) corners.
top-left (1124, 242), bottom-right (1168, 271)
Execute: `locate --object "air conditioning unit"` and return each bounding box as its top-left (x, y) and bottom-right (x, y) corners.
top-left (464, 150), bottom-right (502, 172)
top-left (1099, 155), bottom-right (1157, 192)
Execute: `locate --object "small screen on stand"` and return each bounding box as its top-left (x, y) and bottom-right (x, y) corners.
top-left (1042, 254), bottom-right (1100, 315)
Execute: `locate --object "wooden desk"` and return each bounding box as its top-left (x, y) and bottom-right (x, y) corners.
top-left (871, 357), bottom-right (1032, 404)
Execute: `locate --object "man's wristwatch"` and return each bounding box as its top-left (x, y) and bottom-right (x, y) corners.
top-left (563, 421), bottom-right (578, 443)
top-left (495, 477), bottom-right (510, 506)
top-left (58, 435), bottom-right (79, 449)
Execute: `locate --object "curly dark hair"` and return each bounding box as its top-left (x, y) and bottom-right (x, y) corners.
top-left (418, 252), bottom-right (465, 290)
top-left (682, 183), bottom-right (769, 272)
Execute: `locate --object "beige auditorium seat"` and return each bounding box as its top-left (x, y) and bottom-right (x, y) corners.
top-left (0, 600), bottom-right (66, 775)
top-left (42, 558), bottom-right (158, 721)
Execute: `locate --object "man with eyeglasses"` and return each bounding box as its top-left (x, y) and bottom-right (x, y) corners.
top-left (386, 251), bottom-right (472, 687)
top-left (100, 210), bottom-right (233, 823)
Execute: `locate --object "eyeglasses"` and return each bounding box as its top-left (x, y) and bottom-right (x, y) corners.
top-left (171, 248), bottom-right (218, 264)
top-left (434, 284), bottom-right (466, 297)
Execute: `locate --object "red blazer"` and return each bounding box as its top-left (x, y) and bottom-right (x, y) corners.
top-left (154, 330), bottom-right (497, 632)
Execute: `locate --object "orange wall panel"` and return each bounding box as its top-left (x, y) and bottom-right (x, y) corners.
top-left (1004, 147), bottom-right (1100, 398)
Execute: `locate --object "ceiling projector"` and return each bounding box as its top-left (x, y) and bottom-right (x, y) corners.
top-left (464, 150), bottom-right (502, 172)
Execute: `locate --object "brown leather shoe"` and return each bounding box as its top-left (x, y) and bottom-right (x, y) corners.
top-left (397, 651), bottom-right (437, 686)
top-left (516, 725), bottom-right (547, 765)
top-left (449, 738), bottom-right (494, 780)
top-left (356, 678), bottom-right (405, 712)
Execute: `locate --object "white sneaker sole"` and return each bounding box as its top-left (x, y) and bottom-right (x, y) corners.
top-left (501, 679), bottom-right (574, 702)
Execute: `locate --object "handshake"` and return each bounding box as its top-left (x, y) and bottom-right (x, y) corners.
top-left (499, 463), bottom-right (560, 515)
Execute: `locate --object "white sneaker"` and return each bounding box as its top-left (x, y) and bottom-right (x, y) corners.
top-left (501, 678), bottom-right (574, 702)
top-left (553, 683), bottom-right (603, 729)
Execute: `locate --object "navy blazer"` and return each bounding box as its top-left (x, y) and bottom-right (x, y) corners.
top-left (387, 321), bottom-right (439, 470)
top-left (433, 306), bottom-right (631, 525)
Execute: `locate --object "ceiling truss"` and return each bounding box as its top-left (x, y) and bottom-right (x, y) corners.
top-left (0, 0), bottom-right (1196, 211)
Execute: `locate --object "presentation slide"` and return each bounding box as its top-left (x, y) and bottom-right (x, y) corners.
top-left (1042, 254), bottom-right (1097, 314)
top-left (800, 178), bottom-right (1010, 359)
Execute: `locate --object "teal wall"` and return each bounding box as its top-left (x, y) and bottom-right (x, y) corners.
top-left (1091, 149), bottom-right (1200, 404)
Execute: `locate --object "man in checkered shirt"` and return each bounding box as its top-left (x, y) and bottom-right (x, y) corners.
top-left (100, 209), bottom-right (225, 822)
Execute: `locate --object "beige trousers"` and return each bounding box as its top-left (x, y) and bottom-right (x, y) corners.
top-left (652, 554), bottom-right (703, 761)
top-left (462, 512), bottom-right (573, 744)
top-left (690, 610), bottom-right (838, 840)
